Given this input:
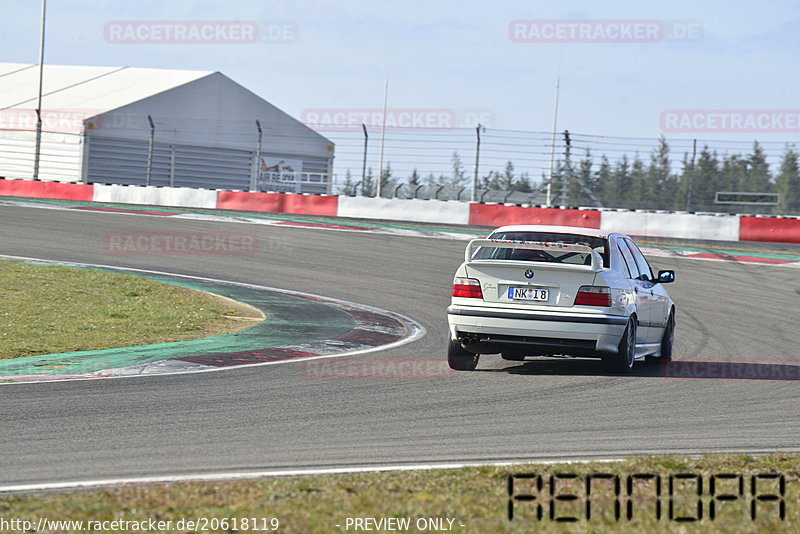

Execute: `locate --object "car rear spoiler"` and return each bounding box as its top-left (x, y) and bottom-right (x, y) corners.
top-left (465, 239), bottom-right (604, 271)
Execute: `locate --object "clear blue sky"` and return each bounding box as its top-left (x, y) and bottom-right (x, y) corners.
top-left (3, 0), bottom-right (799, 179)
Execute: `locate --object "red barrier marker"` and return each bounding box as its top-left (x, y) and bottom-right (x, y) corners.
top-left (216, 191), bottom-right (338, 216)
top-left (0, 178), bottom-right (94, 201)
top-left (468, 204), bottom-right (601, 228)
top-left (739, 216), bottom-right (800, 244)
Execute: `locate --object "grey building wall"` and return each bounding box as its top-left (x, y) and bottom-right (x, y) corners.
top-left (84, 73), bottom-right (334, 192)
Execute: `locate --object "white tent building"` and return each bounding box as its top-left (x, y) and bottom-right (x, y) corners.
top-left (0, 63), bottom-right (334, 193)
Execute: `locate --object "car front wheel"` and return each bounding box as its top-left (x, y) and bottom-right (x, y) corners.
top-left (448, 339), bottom-right (480, 371)
top-left (603, 318), bottom-right (636, 374)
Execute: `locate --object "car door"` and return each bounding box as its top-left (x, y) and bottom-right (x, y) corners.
top-left (616, 238), bottom-right (652, 346)
top-left (626, 239), bottom-right (669, 343)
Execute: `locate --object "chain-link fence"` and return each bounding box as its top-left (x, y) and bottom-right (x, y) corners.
top-left (3, 118), bottom-right (798, 216)
top-left (324, 126), bottom-right (800, 216)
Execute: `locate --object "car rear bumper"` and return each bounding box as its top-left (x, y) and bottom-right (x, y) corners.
top-left (447, 304), bottom-right (628, 354)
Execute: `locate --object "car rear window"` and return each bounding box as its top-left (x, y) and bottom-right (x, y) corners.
top-left (476, 231), bottom-right (609, 267)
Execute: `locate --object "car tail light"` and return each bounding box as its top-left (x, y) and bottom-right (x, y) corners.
top-left (452, 277), bottom-right (483, 299)
top-left (575, 285), bottom-right (611, 306)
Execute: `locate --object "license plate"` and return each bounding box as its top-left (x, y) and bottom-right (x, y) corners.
top-left (507, 287), bottom-right (549, 301)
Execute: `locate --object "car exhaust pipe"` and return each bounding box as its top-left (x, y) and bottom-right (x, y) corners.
top-left (460, 336), bottom-right (478, 347)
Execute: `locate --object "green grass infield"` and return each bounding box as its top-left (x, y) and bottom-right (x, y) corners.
top-left (2, 454), bottom-right (797, 533)
top-left (0, 259), bottom-right (262, 359)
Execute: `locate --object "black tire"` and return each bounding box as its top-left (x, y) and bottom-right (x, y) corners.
top-left (448, 339), bottom-right (480, 371)
top-left (603, 318), bottom-right (636, 373)
top-left (646, 311), bottom-right (674, 364)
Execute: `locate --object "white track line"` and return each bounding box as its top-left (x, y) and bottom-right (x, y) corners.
top-left (0, 458), bottom-right (630, 494)
top-left (3, 449), bottom-right (791, 494)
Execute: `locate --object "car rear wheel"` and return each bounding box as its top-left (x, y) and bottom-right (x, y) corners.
top-left (646, 311), bottom-right (674, 364)
top-left (603, 318), bottom-right (636, 374)
top-left (448, 339), bottom-right (480, 371)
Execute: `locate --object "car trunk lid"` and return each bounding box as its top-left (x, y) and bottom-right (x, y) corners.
top-left (463, 239), bottom-right (602, 307)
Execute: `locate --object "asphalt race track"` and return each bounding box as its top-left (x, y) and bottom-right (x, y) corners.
top-left (1, 203), bottom-right (799, 488)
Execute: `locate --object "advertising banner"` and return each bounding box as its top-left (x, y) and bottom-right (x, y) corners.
top-left (256, 157), bottom-right (303, 193)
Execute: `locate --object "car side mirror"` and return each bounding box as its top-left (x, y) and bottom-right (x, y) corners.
top-left (657, 270), bottom-right (675, 284)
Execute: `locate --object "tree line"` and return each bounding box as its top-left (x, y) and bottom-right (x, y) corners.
top-left (339, 137), bottom-right (800, 214)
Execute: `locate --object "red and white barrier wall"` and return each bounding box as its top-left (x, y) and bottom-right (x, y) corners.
top-left (338, 196), bottom-right (469, 224)
top-left (599, 211), bottom-right (741, 241)
top-left (0, 177), bottom-right (94, 202)
top-left (217, 189), bottom-right (338, 216)
top-left (739, 216), bottom-right (800, 244)
top-left (2, 178), bottom-right (799, 244)
top-left (93, 184), bottom-right (217, 209)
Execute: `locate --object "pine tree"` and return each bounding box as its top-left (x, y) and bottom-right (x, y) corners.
top-left (608, 155), bottom-right (630, 208)
top-left (628, 154), bottom-right (646, 208)
top-left (341, 169), bottom-right (355, 196)
top-left (595, 155), bottom-right (612, 205)
top-left (645, 137), bottom-right (673, 207)
top-left (572, 149), bottom-right (594, 206)
top-left (775, 145), bottom-right (800, 214)
top-left (745, 141), bottom-right (772, 193)
top-left (516, 172), bottom-right (533, 193)
top-left (363, 167), bottom-right (375, 197)
top-left (479, 170), bottom-right (499, 191)
top-left (556, 154), bottom-right (575, 206)
top-left (676, 151), bottom-right (693, 210)
top-left (720, 154), bottom-right (748, 193)
top-left (407, 168), bottom-right (421, 196)
top-left (379, 162), bottom-right (393, 197)
top-left (547, 162), bottom-right (565, 205)
top-left (499, 161), bottom-right (515, 191)
top-left (422, 172), bottom-right (439, 198)
top-left (449, 152), bottom-right (466, 189)
top-left (692, 146), bottom-right (721, 209)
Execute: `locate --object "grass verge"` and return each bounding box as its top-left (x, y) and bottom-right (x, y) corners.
top-left (0, 259), bottom-right (262, 359)
top-left (1, 454), bottom-right (797, 533)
